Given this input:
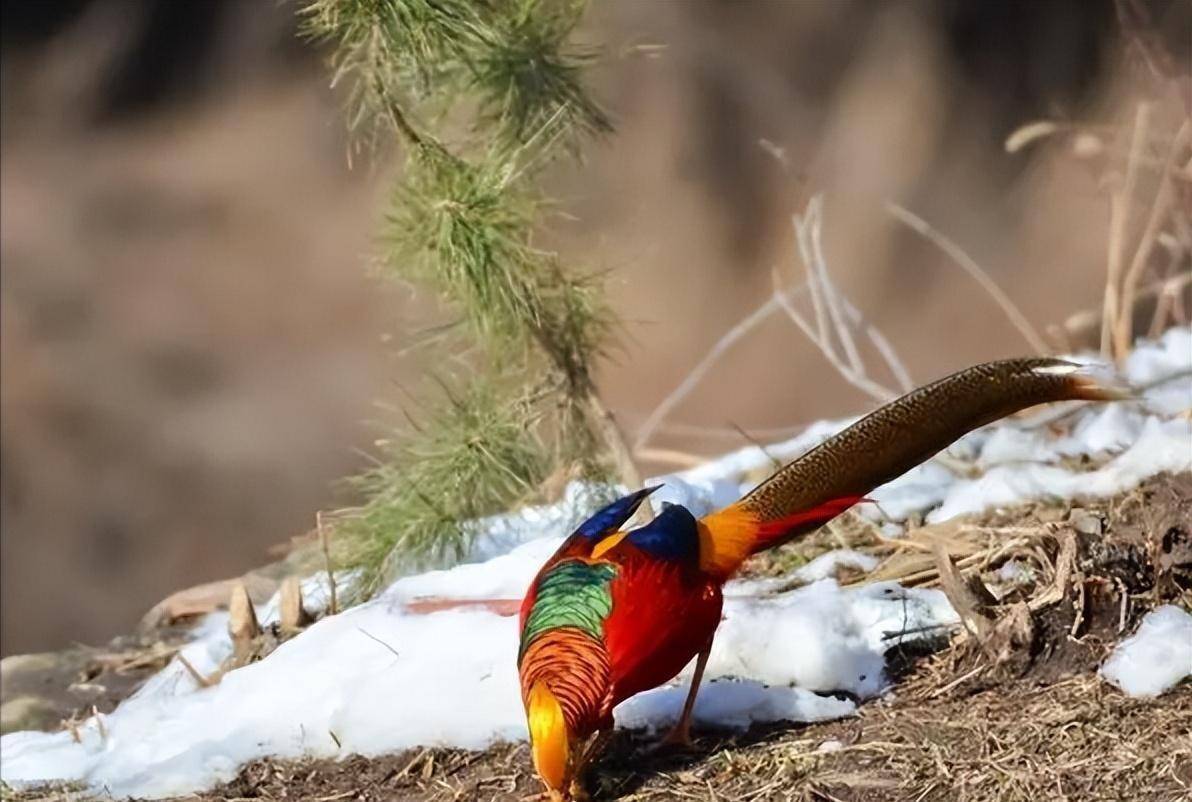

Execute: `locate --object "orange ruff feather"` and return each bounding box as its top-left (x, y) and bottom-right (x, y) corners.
top-left (697, 495), bottom-right (864, 576)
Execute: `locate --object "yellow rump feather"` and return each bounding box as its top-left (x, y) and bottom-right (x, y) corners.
top-left (527, 681), bottom-right (569, 793)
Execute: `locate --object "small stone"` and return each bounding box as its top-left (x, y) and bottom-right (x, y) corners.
top-left (0, 696), bottom-right (60, 735)
top-left (67, 682), bottom-right (107, 701)
top-left (1069, 509), bottom-right (1102, 536)
top-left (0, 653), bottom-right (64, 684)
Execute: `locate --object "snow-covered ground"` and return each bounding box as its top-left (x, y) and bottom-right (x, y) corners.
top-left (3, 328), bottom-right (1190, 798)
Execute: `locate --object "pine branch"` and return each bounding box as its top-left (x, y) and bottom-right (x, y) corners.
top-left (303, 0), bottom-right (641, 588)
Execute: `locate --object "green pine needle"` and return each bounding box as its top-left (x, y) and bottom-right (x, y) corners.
top-left (338, 378), bottom-right (551, 594)
top-left (385, 148), bottom-right (541, 341)
top-left (385, 147), bottom-right (612, 375)
top-left (472, 6), bottom-right (612, 151)
top-left (302, 0), bottom-right (609, 151)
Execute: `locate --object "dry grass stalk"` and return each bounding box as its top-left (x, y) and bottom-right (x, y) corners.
top-left (632, 296), bottom-right (781, 450)
top-left (1027, 528), bottom-right (1077, 610)
top-left (1103, 102), bottom-right (1152, 358)
top-left (92, 642), bottom-right (183, 675)
top-left (1116, 119), bottom-right (1192, 359)
top-left (781, 196), bottom-right (913, 401)
top-left (317, 510), bottom-right (338, 617)
top-left (635, 418), bottom-right (808, 444)
top-left (634, 194), bottom-right (912, 452)
top-left (887, 202), bottom-right (1049, 356)
top-left (1148, 270), bottom-right (1192, 338)
top-left (843, 513), bottom-right (1072, 593)
top-left (633, 447), bottom-right (708, 468)
top-left (800, 197), bottom-right (865, 376)
top-left (1004, 120), bottom-right (1060, 153)
top-left (932, 543), bottom-right (997, 641)
top-left (90, 706), bottom-right (108, 742)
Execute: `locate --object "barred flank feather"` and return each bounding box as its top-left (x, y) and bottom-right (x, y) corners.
top-left (520, 628), bottom-right (613, 734)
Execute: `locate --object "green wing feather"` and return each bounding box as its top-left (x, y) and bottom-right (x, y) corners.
top-left (519, 560), bottom-right (617, 659)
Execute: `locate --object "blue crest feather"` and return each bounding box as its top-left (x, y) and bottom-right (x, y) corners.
top-left (574, 485), bottom-right (661, 539)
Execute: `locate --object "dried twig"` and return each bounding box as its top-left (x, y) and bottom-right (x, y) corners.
top-left (801, 198), bottom-right (865, 374)
top-left (782, 197), bottom-right (909, 401)
top-left (358, 626), bottom-right (401, 659)
top-left (1116, 119), bottom-right (1192, 358)
top-left (847, 299), bottom-right (914, 393)
top-left (729, 421), bottom-right (784, 471)
top-left (933, 543), bottom-right (996, 642)
top-left (773, 280), bottom-right (897, 403)
top-left (91, 706), bottom-right (108, 742)
top-left (629, 417), bottom-right (808, 443)
top-left (887, 202), bottom-right (1049, 355)
top-left (1005, 120), bottom-right (1061, 153)
top-left (1149, 272), bottom-right (1192, 338)
top-left (633, 296), bottom-right (781, 450)
top-left (635, 195), bottom-right (913, 451)
top-left (176, 653), bottom-right (219, 688)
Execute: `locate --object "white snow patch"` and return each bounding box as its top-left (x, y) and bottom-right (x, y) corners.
top-left (931, 416), bottom-right (1192, 522)
top-left (793, 550), bottom-right (880, 583)
top-left (996, 559), bottom-right (1034, 585)
top-left (1100, 605), bottom-right (1192, 698)
top-left (616, 680), bottom-right (855, 732)
top-left (464, 481), bottom-right (612, 561)
top-left (709, 580), bottom-right (957, 699)
top-left (384, 535), bottom-right (561, 604)
top-left (724, 549), bottom-right (879, 597)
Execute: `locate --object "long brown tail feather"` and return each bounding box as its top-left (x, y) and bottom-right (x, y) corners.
top-left (698, 358), bottom-right (1131, 574)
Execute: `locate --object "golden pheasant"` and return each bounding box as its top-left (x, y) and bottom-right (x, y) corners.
top-left (517, 358), bottom-right (1128, 800)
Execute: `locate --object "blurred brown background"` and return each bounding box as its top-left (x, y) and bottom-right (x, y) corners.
top-left (2, 0), bottom-right (1185, 656)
